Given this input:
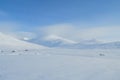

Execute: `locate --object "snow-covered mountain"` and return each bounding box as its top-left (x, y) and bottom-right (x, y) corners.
top-left (44, 35), bottom-right (77, 44)
top-left (79, 39), bottom-right (101, 44)
top-left (42, 35), bottom-right (77, 47)
top-left (28, 35), bottom-right (78, 47)
top-left (17, 34), bottom-right (120, 49)
top-left (62, 41), bottom-right (120, 49)
top-left (0, 32), bottom-right (46, 50)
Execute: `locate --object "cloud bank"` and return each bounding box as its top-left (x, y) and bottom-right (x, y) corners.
top-left (0, 22), bottom-right (37, 41)
top-left (0, 21), bottom-right (120, 42)
top-left (0, 22), bottom-right (20, 33)
top-left (37, 24), bottom-right (120, 42)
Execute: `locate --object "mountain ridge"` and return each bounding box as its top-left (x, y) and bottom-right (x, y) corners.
top-left (27, 35), bottom-right (120, 49)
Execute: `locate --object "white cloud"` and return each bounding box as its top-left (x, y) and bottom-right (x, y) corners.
top-left (37, 24), bottom-right (120, 42)
top-left (0, 22), bottom-right (20, 32)
top-left (0, 22), bottom-right (37, 40)
top-left (0, 21), bottom-right (120, 42)
top-left (9, 31), bottom-right (37, 40)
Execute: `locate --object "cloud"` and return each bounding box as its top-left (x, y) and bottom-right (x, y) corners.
top-left (0, 22), bottom-right (37, 40)
top-left (0, 21), bottom-right (120, 42)
top-left (37, 24), bottom-right (120, 42)
top-left (0, 22), bottom-right (20, 32)
top-left (9, 31), bottom-right (37, 40)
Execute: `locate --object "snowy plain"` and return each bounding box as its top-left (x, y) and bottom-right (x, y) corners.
top-left (0, 49), bottom-right (120, 80)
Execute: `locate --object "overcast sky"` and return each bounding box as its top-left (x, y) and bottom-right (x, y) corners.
top-left (0, 0), bottom-right (120, 42)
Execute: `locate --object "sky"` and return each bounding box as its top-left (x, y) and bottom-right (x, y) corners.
top-left (0, 0), bottom-right (120, 42)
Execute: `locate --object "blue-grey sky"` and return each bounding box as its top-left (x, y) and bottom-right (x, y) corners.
top-left (0, 0), bottom-right (120, 42)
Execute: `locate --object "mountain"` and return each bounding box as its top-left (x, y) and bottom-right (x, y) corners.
top-left (29, 35), bottom-right (78, 47)
top-left (29, 35), bottom-right (104, 49)
top-left (0, 32), bottom-right (46, 50)
top-left (29, 36), bottom-right (120, 49)
top-left (61, 41), bottom-right (120, 49)
top-left (43, 35), bottom-right (77, 47)
top-left (44, 35), bottom-right (77, 44)
top-left (79, 39), bottom-right (100, 44)
top-left (96, 41), bottom-right (120, 49)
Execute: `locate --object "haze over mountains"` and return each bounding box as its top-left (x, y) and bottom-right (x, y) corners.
top-left (19, 34), bottom-right (120, 49)
top-left (0, 32), bottom-right (120, 49)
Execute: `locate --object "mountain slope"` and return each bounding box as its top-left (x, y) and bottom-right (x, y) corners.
top-left (0, 32), bottom-right (46, 50)
top-left (24, 34), bottom-right (120, 49)
top-left (29, 35), bottom-right (78, 47)
top-left (44, 35), bottom-right (77, 44)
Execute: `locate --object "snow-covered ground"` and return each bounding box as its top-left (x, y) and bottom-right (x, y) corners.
top-left (0, 32), bottom-right (120, 80)
top-left (0, 49), bottom-right (120, 80)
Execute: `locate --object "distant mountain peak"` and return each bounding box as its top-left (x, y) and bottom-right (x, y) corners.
top-left (44, 35), bottom-right (77, 44)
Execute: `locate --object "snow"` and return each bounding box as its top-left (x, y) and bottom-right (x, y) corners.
top-left (0, 32), bottom-right (120, 80)
top-left (0, 49), bottom-right (120, 80)
top-left (79, 39), bottom-right (101, 44)
top-left (23, 37), bottom-right (30, 41)
top-left (44, 35), bottom-right (77, 44)
top-left (0, 32), bottom-right (46, 50)
top-left (29, 35), bottom-right (120, 49)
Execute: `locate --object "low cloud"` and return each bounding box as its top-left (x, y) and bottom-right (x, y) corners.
top-left (37, 24), bottom-right (120, 42)
top-left (0, 22), bottom-right (20, 33)
top-left (10, 31), bottom-right (37, 40)
top-left (0, 21), bottom-right (120, 42)
top-left (0, 22), bottom-right (37, 40)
